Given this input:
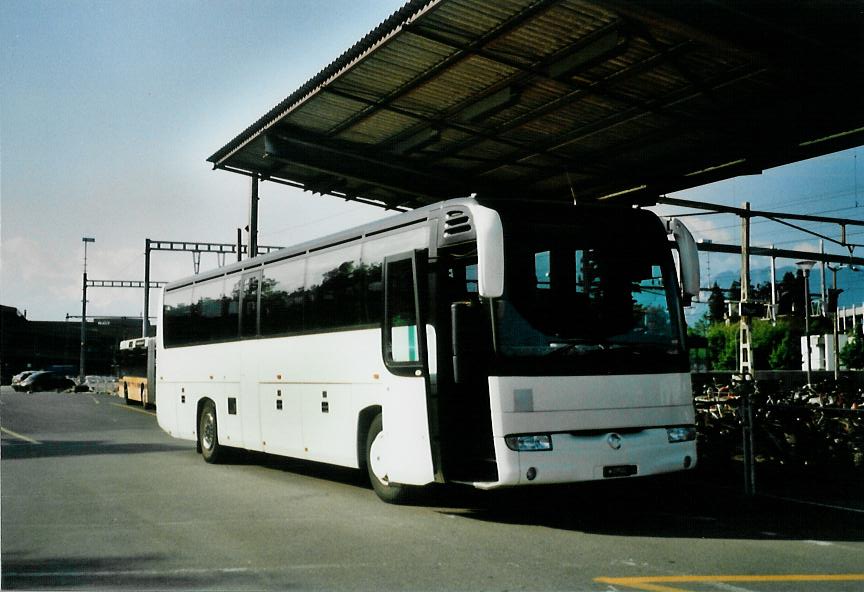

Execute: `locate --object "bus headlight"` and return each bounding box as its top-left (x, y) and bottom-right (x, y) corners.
top-left (667, 426), bottom-right (696, 443)
top-left (505, 434), bottom-right (552, 451)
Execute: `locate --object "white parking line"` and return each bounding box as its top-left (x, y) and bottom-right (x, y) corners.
top-left (109, 402), bottom-right (156, 417)
top-left (0, 426), bottom-right (41, 444)
top-left (5, 563), bottom-right (377, 579)
top-left (760, 492), bottom-right (864, 515)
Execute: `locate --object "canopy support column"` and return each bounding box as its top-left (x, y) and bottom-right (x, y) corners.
top-left (248, 177), bottom-right (259, 259)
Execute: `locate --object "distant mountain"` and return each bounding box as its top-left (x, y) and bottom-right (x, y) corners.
top-left (703, 265), bottom-right (863, 310)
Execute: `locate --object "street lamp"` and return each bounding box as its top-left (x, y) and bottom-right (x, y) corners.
top-left (796, 260), bottom-right (816, 386)
top-left (80, 237), bottom-right (95, 383)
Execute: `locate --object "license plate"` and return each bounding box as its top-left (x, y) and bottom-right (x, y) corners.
top-left (603, 465), bottom-right (637, 478)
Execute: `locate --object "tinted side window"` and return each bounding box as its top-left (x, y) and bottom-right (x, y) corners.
top-left (360, 228), bottom-right (428, 326)
top-left (164, 287), bottom-right (194, 347)
top-left (194, 277), bottom-right (225, 343)
top-left (305, 245), bottom-right (362, 331)
top-left (261, 258), bottom-right (306, 335)
top-left (224, 274), bottom-right (241, 340)
top-left (363, 261), bottom-right (383, 325)
top-left (240, 273), bottom-right (260, 338)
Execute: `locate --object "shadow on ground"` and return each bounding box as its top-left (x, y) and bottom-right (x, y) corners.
top-left (224, 450), bottom-right (864, 543)
top-left (0, 439), bottom-right (193, 460)
top-left (0, 553), bottom-right (276, 590)
top-left (426, 469), bottom-right (864, 543)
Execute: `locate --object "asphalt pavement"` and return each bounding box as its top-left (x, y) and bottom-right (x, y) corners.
top-left (2, 386), bottom-right (863, 591)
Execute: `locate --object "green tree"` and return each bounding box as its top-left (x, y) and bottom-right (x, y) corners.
top-left (777, 271), bottom-right (804, 317)
top-left (752, 318), bottom-right (801, 370)
top-left (728, 280), bottom-right (741, 308)
top-left (705, 322), bottom-right (739, 370)
top-left (700, 318), bottom-right (803, 371)
top-left (707, 283), bottom-right (725, 323)
top-left (840, 333), bottom-right (864, 369)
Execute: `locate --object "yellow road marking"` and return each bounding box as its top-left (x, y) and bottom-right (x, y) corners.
top-left (110, 402), bottom-right (156, 417)
top-left (0, 426), bottom-right (41, 444)
top-left (596, 581), bottom-right (688, 592)
top-left (595, 574), bottom-right (864, 592)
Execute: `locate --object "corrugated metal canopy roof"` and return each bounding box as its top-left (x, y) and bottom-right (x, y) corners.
top-left (209, 0), bottom-right (864, 209)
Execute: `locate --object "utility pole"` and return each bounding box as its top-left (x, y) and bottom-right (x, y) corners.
top-left (769, 247), bottom-right (777, 324)
top-left (797, 260), bottom-right (816, 386)
top-left (143, 238), bottom-right (151, 337)
top-left (820, 240), bottom-right (827, 314)
top-left (826, 265), bottom-right (846, 380)
top-left (739, 202), bottom-right (752, 376)
top-left (80, 237), bottom-right (95, 383)
top-left (739, 203), bottom-right (755, 497)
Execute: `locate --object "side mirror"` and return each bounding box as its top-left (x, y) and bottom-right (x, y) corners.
top-left (666, 218), bottom-right (700, 305)
top-left (451, 301), bottom-right (483, 384)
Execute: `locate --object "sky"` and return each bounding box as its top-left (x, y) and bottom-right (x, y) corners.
top-left (2, 0), bottom-right (863, 324)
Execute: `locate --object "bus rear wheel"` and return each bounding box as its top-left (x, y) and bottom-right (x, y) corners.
top-left (365, 414), bottom-right (408, 504)
top-left (198, 400), bottom-right (224, 464)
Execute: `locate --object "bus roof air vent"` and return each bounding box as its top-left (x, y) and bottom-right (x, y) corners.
top-left (437, 206), bottom-right (477, 247)
top-left (443, 209), bottom-right (472, 236)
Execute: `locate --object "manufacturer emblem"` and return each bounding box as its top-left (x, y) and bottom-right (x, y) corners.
top-left (607, 433), bottom-right (623, 450)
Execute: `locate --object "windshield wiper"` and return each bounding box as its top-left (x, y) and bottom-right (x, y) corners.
top-left (544, 338), bottom-right (607, 357)
top-left (605, 341), bottom-right (682, 355)
top-left (545, 339), bottom-right (679, 358)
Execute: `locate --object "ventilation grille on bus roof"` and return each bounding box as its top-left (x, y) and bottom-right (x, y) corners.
top-left (443, 209), bottom-right (472, 238)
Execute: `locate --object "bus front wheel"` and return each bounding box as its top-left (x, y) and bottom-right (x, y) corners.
top-left (365, 414), bottom-right (408, 504)
top-left (198, 400), bottom-right (224, 464)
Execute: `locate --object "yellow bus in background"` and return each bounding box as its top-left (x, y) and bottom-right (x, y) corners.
top-left (118, 337), bottom-right (156, 407)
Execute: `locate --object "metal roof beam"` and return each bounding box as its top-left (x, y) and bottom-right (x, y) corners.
top-left (217, 163), bottom-right (412, 211)
top-left (398, 25), bottom-right (693, 139)
top-left (262, 132), bottom-right (464, 202)
top-left (418, 38), bottom-right (694, 167)
top-left (322, 87), bottom-right (556, 159)
top-left (471, 63), bottom-right (763, 181)
top-left (324, 0), bottom-right (561, 139)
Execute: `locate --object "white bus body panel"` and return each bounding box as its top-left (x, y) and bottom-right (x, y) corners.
top-left (156, 329), bottom-right (436, 486)
top-left (483, 373), bottom-right (696, 487)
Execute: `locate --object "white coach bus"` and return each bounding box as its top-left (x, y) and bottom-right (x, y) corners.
top-left (156, 198), bottom-right (700, 502)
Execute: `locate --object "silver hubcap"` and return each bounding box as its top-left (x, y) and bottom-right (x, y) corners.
top-left (201, 412), bottom-right (215, 450)
top-left (369, 430), bottom-right (389, 485)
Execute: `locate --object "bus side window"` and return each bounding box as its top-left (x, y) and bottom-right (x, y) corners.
top-left (226, 275), bottom-right (241, 338)
top-left (385, 257), bottom-right (420, 365)
top-left (164, 286), bottom-right (194, 347)
top-left (240, 273), bottom-right (261, 338)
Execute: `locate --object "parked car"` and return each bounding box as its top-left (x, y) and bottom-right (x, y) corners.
top-left (74, 375), bottom-right (116, 393)
top-left (11, 370), bottom-right (37, 388)
top-left (15, 371), bottom-right (75, 393)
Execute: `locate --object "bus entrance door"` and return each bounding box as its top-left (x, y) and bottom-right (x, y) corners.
top-left (379, 253), bottom-right (435, 487)
top-left (439, 259), bottom-right (497, 483)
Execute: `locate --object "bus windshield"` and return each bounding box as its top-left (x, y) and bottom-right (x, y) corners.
top-left (493, 221), bottom-right (685, 374)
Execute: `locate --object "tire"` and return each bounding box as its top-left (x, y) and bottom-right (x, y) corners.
top-left (123, 383), bottom-right (130, 405)
top-left (365, 414), bottom-right (409, 504)
top-left (198, 400), bottom-right (224, 464)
